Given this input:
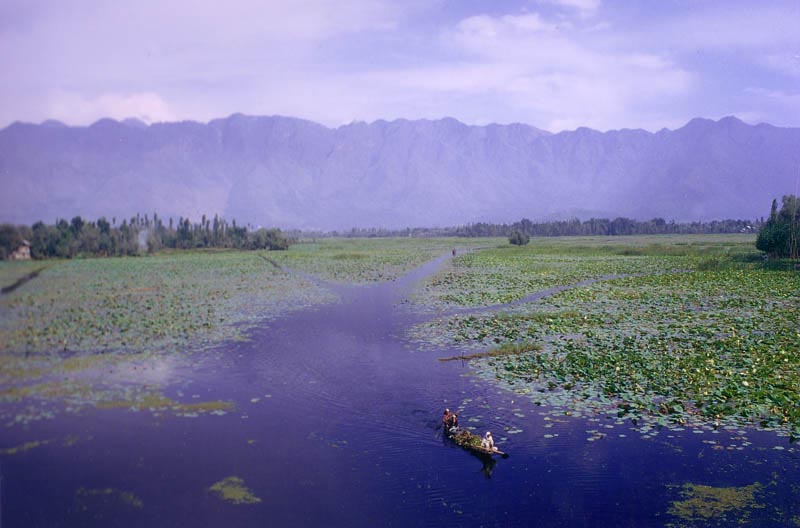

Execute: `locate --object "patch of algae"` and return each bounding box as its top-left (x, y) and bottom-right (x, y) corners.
top-left (1, 380), bottom-right (94, 401)
top-left (75, 487), bottom-right (144, 511)
top-left (668, 482), bottom-right (764, 526)
top-left (0, 439), bottom-right (52, 455)
top-left (0, 349), bottom-right (141, 385)
top-left (0, 356), bottom-right (44, 383)
top-left (209, 476), bottom-right (262, 505)
top-left (97, 393), bottom-right (234, 413)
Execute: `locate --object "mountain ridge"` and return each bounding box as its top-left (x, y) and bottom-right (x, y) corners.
top-left (1, 114), bottom-right (798, 229)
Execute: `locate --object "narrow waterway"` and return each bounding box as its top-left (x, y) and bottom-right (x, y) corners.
top-left (2, 255), bottom-right (798, 527)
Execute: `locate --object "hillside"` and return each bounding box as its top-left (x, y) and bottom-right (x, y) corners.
top-left (1, 114), bottom-right (798, 228)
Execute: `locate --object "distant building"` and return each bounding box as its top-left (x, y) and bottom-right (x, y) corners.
top-left (9, 240), bottom-right (31, 260)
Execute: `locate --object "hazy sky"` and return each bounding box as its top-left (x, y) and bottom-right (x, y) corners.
top-left (1, 0), bottom-right (799, 132)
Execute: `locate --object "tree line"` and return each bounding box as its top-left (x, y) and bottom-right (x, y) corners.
top-left (317, 217), bottom-right (758, 239)
top-left (756, 195), bottom-right (800, 259)
top-left (0, 213), bottom-right (289, 260)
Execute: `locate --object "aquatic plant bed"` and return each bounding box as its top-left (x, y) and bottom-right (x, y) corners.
top-left (409, 235), bottom-right (800, 438)
top-left (0, 251), bottom-right (334, 424)
top-left (1, 251), bottom-right (332, 358)
top-left (268, 237), bottom-right (494, 284)
top-left (411, 234), bottom-right (756, 310)
top-left (0, 239), bottom-right (485, 426)
top-left (0, 260), bottom-right (50, 291)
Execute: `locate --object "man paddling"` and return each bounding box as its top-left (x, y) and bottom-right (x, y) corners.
top-left (442, 408), bottom-right (458, 431)
top-left (481, 431), bottom-right (496, 451)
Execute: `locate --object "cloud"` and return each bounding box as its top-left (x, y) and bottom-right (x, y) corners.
top-left (730, 88), bottom-right (800, 128)
top-left (365, 12), bottom-right (692, 131)
top-left (743, 87), bottom-right (800, 109)
top-left (1, 1), bottom-right (798, 132)
top-left (662, 5), bottom-right (799, 51)
top-left (538, 0), bottom-right (601, 17)
top-left (761, 54), bottom-right (800, 78)
top-left (47, 91), bottom-right (176, 125)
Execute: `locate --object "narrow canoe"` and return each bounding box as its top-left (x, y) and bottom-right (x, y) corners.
top-left (463, 443), bottom-right (507, 457)
top-left (446, 428), bottom-right (508, 457)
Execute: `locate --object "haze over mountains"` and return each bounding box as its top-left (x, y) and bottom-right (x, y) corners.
top-left (1, 114), bottom-right (798, 229)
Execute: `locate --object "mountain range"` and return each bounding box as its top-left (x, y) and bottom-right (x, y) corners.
top-left (1, 114), bottom-right (798, 229)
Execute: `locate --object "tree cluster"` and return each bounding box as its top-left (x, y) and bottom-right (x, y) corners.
top-left (756, 195), bottom-right (800, 258)
top-left (316, 217), bottom-right (757, 239)
top-left (455, 217), bottom-right (757, 238)
top-left (0, 213), bottom-right (289, 260)
top-left (508, 230), bottom-right (530, 246)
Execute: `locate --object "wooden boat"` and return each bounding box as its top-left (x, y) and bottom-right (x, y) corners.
top-left (446, 428), bottom-right (508, 458)
top-left (463, 443), bottom-right (508, 458)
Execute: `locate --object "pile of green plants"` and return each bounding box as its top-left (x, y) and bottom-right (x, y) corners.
top-left (451, 428), bottom-right (482, 448)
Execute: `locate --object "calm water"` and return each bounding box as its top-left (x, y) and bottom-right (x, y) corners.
top-left (2, 256), bottom-right (799, 527)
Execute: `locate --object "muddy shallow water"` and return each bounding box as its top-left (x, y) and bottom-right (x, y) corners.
top-left (2, 256), bottom-right (799, 527)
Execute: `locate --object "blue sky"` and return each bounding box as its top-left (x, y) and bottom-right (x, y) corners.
top-left (1, 0), bottom-right (798, 131)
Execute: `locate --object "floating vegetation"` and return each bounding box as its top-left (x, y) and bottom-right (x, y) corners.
top-left (96, 393), bottom-right (234, 413)
top-left (0, 251), bottom-right (334, 358)
top-left (0, 438), bottom-right (51, 455)
top-left (75, 487), bottom-right (144, 511)
top-left (0, 374), bottom-right (234, 425)
top-left (267, 238), bottom-right (489, 284)
top-left (410, 241), bottom-right (698, 310)
top-left (308, 431), bottom-right (350, 449)
top-left (438, 341), bottom-right (540, 362)
top-left (667, 482), bottom-right (763, 526)
top-left (0, 260), bottom-right (50, 291)
top-left (0, 251), bottom-right (337, 426)
top-left (410, 236), bottom-right (800, 439)
top-left (209, 476), bottom-right (262, 505)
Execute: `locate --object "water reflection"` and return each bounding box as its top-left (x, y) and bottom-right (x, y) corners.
top-left (480, 456), bottom-right (497, 479)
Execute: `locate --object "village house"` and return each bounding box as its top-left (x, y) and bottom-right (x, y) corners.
top-left (9, 240), bottom-right (31, 260)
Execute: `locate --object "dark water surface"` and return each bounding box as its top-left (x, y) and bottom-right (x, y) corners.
top-left (3, 256), bottom-right (799, 527)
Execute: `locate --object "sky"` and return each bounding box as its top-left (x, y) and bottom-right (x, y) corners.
top-left (1, 0), bottom-right (799, 132)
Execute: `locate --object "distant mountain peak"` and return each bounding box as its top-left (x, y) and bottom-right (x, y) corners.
top-left (40, 119), bottom-right (67, 128)
top-left (122, 117), bottom-right (148, 129)
top-left (89, 118), bottom-right (120, 128)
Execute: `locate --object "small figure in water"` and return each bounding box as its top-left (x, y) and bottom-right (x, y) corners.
top-left (452, 248), bottom-right (456, 257)
top-left (442, 408), bottom-right (458, 431)
top-left (481, 431), bottom-right (495, 450)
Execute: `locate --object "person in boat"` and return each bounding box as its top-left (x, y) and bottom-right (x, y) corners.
top-left (442, 408), bottom-right (458, 431)
top-left (448, 412), bottom-right (459, 430)
top-left (481, 431), bottom-right (495, 450)
top-left (442, 409), bottom-right (456, 429)
top-left (442, 409), bottom-right (452, 428)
